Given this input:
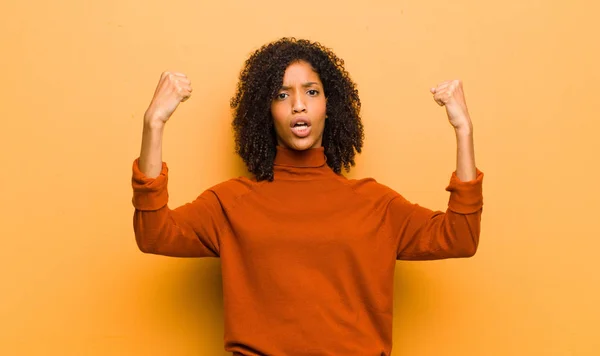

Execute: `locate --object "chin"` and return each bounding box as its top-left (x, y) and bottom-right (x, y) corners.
top-left (287, 144), bottom-right (312, 151)
top-left (283, 138), bottom-right (320, 151)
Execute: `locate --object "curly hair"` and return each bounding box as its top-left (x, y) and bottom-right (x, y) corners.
top-left (230, 37), bottom-right (364, 181)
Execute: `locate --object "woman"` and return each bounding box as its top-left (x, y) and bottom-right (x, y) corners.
top-left (132, 37), bottom-right (483, 356)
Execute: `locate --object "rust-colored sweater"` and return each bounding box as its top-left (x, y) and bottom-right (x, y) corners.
top-left (131, 146), bottom-right (484, 356)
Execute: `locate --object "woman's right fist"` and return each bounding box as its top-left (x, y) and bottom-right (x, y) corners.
top-left (144, 71), bottom-right (192, 125)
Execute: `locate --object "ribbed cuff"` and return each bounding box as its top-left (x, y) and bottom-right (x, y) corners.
top-left (131, 158), bottom-right (169, 211)
top-left (445, 168), bottom-right (484, 214)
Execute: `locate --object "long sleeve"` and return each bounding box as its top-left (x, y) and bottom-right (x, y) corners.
top-left (392, 169), bottom-right (484, 260)
top-left (131, 158), bottom-right (225, 258)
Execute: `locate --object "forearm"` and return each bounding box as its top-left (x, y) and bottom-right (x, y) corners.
top-left (455, 123), bottom-right (476, 182)
top-left (430, 79), bottom-right (477, 181)
top-left (138, 118), bottom-right (165, 179)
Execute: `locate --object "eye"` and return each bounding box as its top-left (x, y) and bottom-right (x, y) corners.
top-left (276, 92), bottom-right (288, 100)
top-left (307, 89), bottom-right (319, 96)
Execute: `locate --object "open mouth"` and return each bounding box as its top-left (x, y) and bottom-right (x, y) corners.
top-left (291, 122), bottom-right (311, 138)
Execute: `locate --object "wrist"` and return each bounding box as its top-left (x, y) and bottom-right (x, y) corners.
top-left (454, 123), bottom-right (473, 137)
top-left (143, 114), bottom-right (166, 131)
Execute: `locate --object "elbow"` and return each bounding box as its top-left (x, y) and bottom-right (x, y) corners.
top-left (447, 215), bottom-right (480, 258)
top-left (445, 229), bottom-right (479, 258)
top-left (455, 238), bottom-right (478, 258)
top-left (133, 217), bottom-right (160, 254)
top-left (133, 210), bottom-right (163, 255)
top-left (135, 233), bottom-right (158, 254)
top-left (461, 242), bottom-right (478, 257)
top-left (136, 239), bottom-right (156, 254)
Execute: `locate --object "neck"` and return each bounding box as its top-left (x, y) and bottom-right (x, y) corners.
top-left (272, 146), bottom-right (335, 180)
top-left (273, 146), bottom-right (326, 168)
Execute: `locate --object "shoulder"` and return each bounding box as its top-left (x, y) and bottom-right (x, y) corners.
top-left (205, 175), bottom-right (263, 203)
top-left (342, 176), bottom-right (401, 203)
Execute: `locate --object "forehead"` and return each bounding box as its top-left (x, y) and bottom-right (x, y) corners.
top-left (282, 60), bottom-right (322, 84)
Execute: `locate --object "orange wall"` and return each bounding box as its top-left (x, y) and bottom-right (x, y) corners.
top-left (2, 0), bottom-right (599, 355)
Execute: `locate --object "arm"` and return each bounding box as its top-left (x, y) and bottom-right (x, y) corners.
top-left (131, 71), bottom-right (222, 257)
top-left (393, 170), bottom-right (483, 260)
top-left (132, 159), bottom-right (224, 257)
top-left (394, 80), bottom-right (483, 260)
top-left (431, 79), bottom-right (476, 181)
top-left (139, 71), bottom-right (192, 178)
top-left (455, 128), bottom-right (476, 182)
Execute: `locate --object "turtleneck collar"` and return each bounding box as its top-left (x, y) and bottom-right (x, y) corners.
top-left (273, 146), bottom-right (327, 168)
top-left (271, 146), bottom-right (337, 181)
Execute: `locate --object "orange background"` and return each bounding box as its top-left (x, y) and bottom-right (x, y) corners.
top-left (2, 0), bottom-right (599, 355)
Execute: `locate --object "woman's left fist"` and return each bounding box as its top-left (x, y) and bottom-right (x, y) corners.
top-left (430, 80), bottom-right (472, 131)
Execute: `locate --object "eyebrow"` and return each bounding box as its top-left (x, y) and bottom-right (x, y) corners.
top-left (280, 82), bottom-right (320, 90)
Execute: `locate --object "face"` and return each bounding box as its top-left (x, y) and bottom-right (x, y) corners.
top-left (271, 60), bottom-right (327, 151)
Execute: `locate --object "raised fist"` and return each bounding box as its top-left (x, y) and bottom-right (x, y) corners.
top-left (144, 71), bottom-right (192, 124)
top-left (430, 79), bottom-right (471, 131)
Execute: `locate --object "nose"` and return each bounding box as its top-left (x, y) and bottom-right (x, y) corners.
top-left (292, 94), bottom-right (306, 113)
